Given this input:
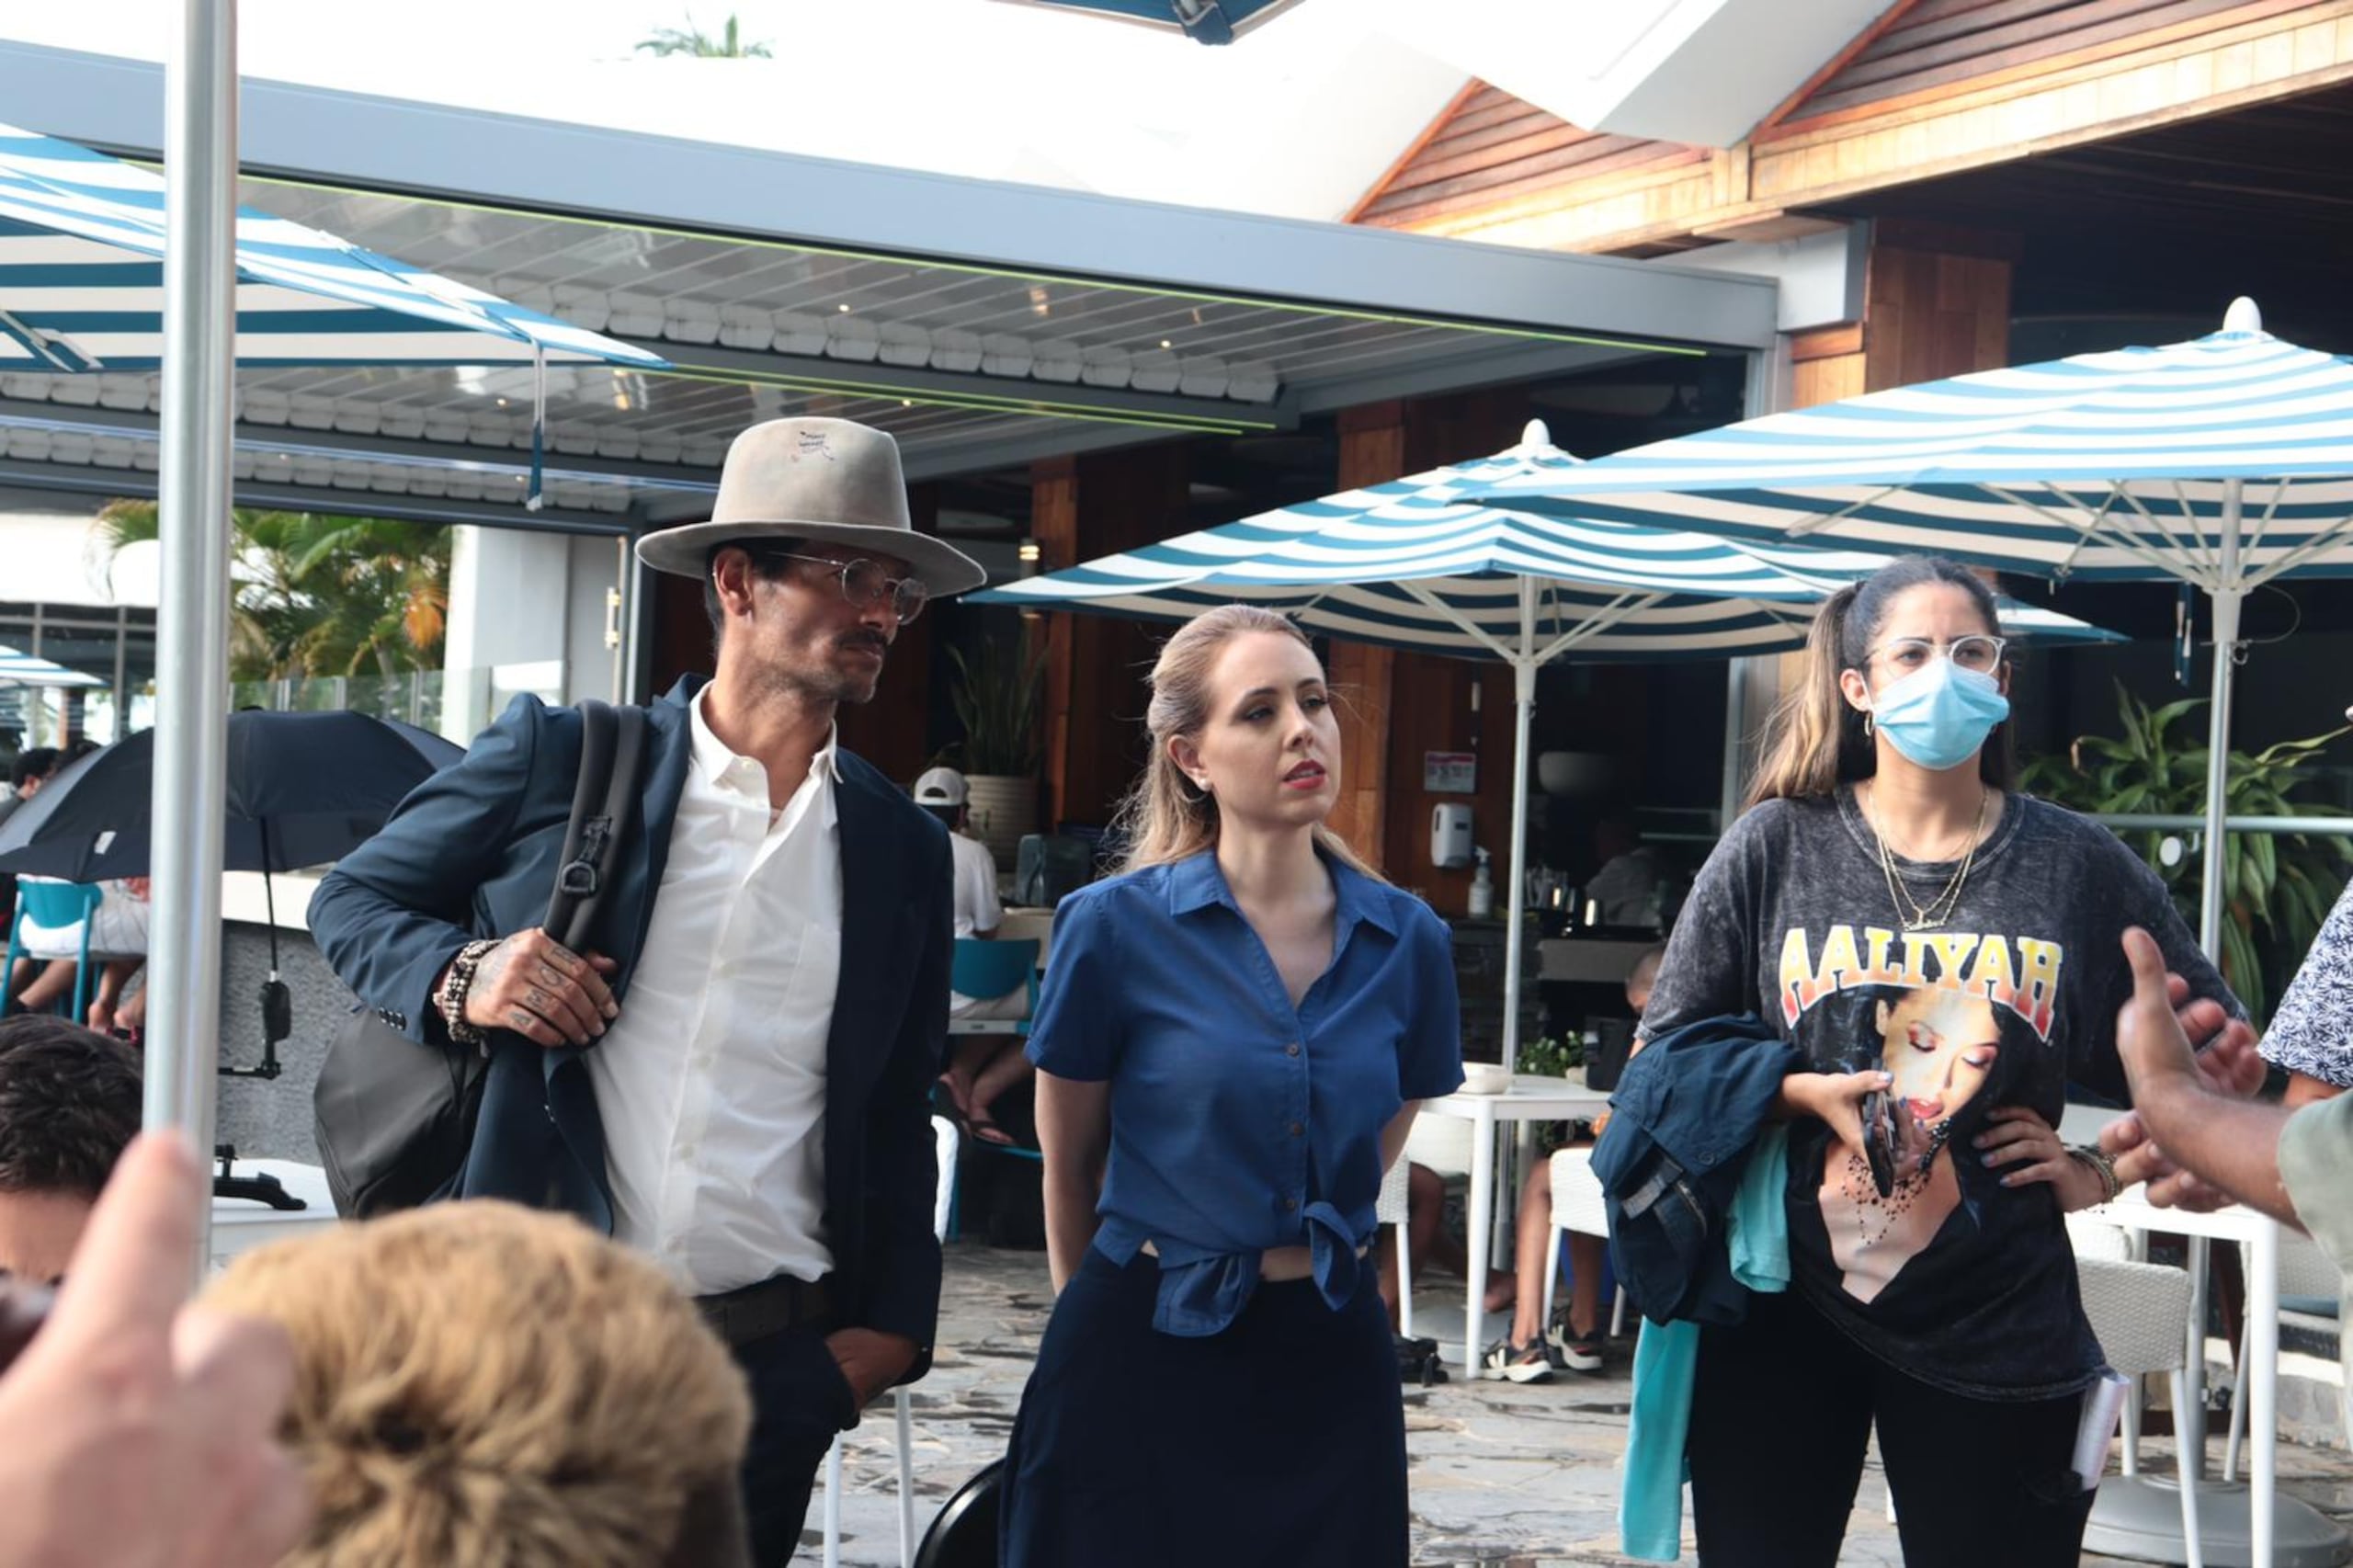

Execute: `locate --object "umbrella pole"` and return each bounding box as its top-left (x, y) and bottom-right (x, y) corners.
top-left (2198, 483), bottom-right (2245, 960)
top-left (1501, 579), bottom-right (1539, 1075)
top-left (151, 0), bottom-right (238, 1276)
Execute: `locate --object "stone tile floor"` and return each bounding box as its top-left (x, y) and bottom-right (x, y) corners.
top-left (813, 1242), bottom-right (2353, 1566)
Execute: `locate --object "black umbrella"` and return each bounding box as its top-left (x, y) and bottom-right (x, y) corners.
top-left (0, 709), bottom-right (462, 881)
top-left (0, 710), bottom-right (464, 1085)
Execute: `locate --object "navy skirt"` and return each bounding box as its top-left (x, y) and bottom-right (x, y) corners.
top-left (999, 1246), bottom-right (1408, 1568)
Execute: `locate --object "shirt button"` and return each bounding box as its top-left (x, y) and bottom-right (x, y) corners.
top-left (1289, 1121), bottom-right (1304, 1138)
top-left (1283, 1197), bottom-right (1300, 1212)
top-left (1284, 1042), bottom-right (1301, 1057)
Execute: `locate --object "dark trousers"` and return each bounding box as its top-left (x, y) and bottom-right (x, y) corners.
top-left (1688, 1289), bottom-right (2095, 1568)
top-left (731, 1323), bottom-right (858, 1567)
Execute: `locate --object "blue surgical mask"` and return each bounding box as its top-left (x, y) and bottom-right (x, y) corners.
top-left (1869, 658), bottom-right (2009, 771)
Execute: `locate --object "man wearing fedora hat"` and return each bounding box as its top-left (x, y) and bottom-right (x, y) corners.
top-left (309, 416), bottom-right (983, 1562)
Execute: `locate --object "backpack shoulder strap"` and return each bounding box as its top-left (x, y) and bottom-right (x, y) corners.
top-left (543, 699), bottom-right (620, 950)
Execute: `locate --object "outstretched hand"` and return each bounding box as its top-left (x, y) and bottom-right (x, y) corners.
top-left (2099, 927), bottom-right (2260, 1211)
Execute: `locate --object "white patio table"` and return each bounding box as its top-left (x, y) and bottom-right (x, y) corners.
top-left (1423, 1074), bottom-right (1614, 1373)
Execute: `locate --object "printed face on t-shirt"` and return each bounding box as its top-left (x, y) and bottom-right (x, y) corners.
top-left (1879, 988), bottom-right (1999, 1136)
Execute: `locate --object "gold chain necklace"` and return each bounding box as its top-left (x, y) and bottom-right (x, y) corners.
top-left (1867, 785), bottom-right (1988, 933)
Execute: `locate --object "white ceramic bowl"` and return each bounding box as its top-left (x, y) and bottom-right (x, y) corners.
top-left (1459, 1062), bottom-right (1513, 1096)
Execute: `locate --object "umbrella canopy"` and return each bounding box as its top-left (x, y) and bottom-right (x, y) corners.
top-left (979, 424), bottom-right (2115, 660)
top-left (985, 0), bottom-right (1302, 44)
top-left (1460, 298), bottom-right (2338, 955)
top-left (0, 122), bottom-right (668, 373)
top-left (973, 421), bottom-right (2119, 1067)
top-left (0, 642), bottom-right (102, 688)
top-left (0, 708), bottom-right (462, 881)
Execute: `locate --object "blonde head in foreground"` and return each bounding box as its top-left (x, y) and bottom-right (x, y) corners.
top-left (203, 1199), bottom-right (753, 1568)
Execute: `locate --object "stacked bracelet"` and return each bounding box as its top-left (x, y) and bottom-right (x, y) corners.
top-left (2068, 1144), bottom-right (2122, 1206)
top-left (437, 938), bottom-right (500, 1050)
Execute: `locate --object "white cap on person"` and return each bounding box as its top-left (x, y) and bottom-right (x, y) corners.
top-left (913, 766), bottom-right (968, 807)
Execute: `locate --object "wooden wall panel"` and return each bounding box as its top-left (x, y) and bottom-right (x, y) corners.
top-left (1034, 445), bottom-right (1189, 832)
top-left (1790, 0), bottom-right (2270, 125)
top-left (1351, 83), bottom-right (1696, 231)
top-left (1358, 2), bottom-right (2353, 257)
top-left (1324, 403), bottom-right (1407, 868)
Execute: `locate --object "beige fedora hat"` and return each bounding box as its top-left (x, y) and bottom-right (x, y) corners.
top-left (635, 417), bottom-right (986, 596)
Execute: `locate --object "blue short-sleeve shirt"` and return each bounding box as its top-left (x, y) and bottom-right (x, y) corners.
top-left (1026, 849), bottom-right (1464, 1335)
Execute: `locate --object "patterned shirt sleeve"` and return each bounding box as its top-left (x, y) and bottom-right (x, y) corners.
top-left (2261, 877), bottom-right (2353, 1088)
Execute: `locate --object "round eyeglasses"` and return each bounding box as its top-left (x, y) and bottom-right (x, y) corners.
top-left (1869, 634), bottom-right (2007, 675)
top-left (764, 551), bottom-right (930, 624)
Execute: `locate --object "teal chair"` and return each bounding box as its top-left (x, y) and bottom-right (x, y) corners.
top-left (4, 881), bottom-right (105, 1019)
top-left (941, 938), bottom-right (1044, 1237)
top-left (947, 937), bottom-right (1040, 1037)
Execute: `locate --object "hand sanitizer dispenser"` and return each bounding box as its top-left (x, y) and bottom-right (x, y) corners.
top-left (1430, 803), bottom-right (1473, 869)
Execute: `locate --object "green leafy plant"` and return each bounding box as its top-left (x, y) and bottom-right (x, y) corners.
top-left (98, 502), bottom-right (449, 682)
top-left (945, 627), bottom-right (1045, 778)
top-left (2022, 681), bottom-right (2353, 1025)
top-left (1517, 1033), bottom-right (1584, 1078)
top-left (636, 11), bottom-right (772, 57)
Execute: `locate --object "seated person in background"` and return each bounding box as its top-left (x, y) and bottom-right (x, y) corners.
top-left (918, 765), bottom-right (1030, 1146)
top-left (202, 1200), bottom-right (754, 1568)
top-left (0, 748), bottom-right (59, 834)
top-left (7, 877), bottom-right (151, 1027)
top-left (1480, 943), bottom-right (1665, 1381)
top-left (1585, 809), bottom-right (1665, 929)
top-left (0, 1016), bottom-right (142, 1288)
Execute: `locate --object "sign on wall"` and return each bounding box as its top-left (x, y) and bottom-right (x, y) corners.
top-left (1424, 750), bottom-right (1477, 793)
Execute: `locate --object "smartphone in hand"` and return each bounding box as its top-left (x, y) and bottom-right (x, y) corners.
top-left (1859, 1088), bottom-right (1899, 1199)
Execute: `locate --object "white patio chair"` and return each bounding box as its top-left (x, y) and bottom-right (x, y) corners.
top-left (1377, 1153), bottom-right (1413, 1336)
top-left (2224, 1227), bottom-right (2344, 1482)
top-left (2075, 1244), bottom-right (2204, 1568)
top-left (1539, 1145), bottom-right (1627, 1342)
top-left (824, 1113), bottom-right (961, 1568)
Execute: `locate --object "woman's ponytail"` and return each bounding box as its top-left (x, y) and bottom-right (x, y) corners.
top-left (1744, 583), bottom-right (1867, 809)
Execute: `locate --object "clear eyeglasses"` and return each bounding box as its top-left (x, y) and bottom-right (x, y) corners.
top-left (765, 551), bottom-right (930, 623)
top-left (1870, 634), bottom-right (2007, 675)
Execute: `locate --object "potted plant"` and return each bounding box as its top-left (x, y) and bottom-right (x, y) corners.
top-left (945, 625), bottom-right (1046, 870)
top-left (2022, 682), bottom-right (2352, 1025)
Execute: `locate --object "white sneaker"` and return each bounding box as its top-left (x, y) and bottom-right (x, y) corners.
top-left (1481, 1336), bottom-right (1554, 1383)
top-left (1545, 1319), bottom-right (1605, 1373)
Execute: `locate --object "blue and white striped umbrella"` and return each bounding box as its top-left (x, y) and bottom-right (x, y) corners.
top-left (974, 426), bottom-right (2111, 662)
top-left (0, 122), bottom-right (668, 373)
top-left (1459, 298), bottom-right (2329, 956)
top-left (1463, 300), bottom-right (2353, 590)
top-left (0, 642), bottom-right (101, 688)
top-left (972, 420), bottom-right (2116, 1067)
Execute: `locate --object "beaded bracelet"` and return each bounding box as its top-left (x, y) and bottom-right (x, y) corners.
top-left (2068, 1144), bottom-right (2122, 1206)
top-left (437, 937), bottom-right (501, 1050)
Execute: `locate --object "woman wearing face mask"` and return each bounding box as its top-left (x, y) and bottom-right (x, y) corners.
top-left (1636, 555), bottom-right (2236, 1568)
top-left (996, 606), bottom-right (1464, 1568)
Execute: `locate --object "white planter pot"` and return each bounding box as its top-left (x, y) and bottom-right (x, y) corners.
top-left (962, 774), bottom-right (1038, 871)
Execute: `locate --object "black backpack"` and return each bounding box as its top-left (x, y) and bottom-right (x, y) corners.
top-left (313, 700), bottom-right (649, 1218)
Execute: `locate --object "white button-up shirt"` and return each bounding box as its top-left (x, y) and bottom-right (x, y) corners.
top-left (588, 688), bottom-right (843, 1295)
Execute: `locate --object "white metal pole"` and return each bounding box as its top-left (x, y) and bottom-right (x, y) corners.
top-left (1500, 578), bottom-right (1539, 1074)
top-left (151, 0), bottom-right (237, 1272)
top-left (2198, 483), bottom-right (2244, 959)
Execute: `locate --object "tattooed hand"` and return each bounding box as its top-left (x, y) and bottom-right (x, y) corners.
top-left (463, 928), bottom-right (620, 1048)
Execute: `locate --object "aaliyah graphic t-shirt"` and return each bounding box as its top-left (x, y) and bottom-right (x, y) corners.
top-left (1641, 788), bottom-right (2234, 1400)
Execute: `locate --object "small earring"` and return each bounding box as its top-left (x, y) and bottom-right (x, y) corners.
top-left (1863, 712), bottom-right (1875, 738)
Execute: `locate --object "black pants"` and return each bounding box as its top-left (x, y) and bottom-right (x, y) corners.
top-left (1688, 1289), bottom-right (2095, 1568)
top-left (732, 1323), bottom-right (859, 1566)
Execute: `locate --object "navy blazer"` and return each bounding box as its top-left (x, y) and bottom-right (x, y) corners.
top-left (308, 675), bottom-right (953, 1368)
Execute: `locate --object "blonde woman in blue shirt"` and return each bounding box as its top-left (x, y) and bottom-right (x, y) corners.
top-left (998, 605), bottom-right (1465, 1568)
